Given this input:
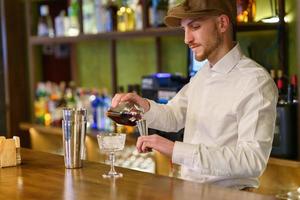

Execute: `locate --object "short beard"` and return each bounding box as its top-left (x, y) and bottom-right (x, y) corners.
top-left (195, 23), bottom-right (222, 62)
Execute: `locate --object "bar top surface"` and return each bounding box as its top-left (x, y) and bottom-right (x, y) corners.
top-left (0, 149), bottom-right (275, 200)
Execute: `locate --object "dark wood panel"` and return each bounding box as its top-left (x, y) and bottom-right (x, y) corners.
top-left (236, 23), bottom-right (279, 32)
top-left (111, 40), bottom-right (117, 95)
top-left (155, 37), bottom-right (162, 72)
top-left (0, 149), bottom-right (276, 200)
top-left (0, 3), bottom-right (6, 135)
top-left (278, 0), bottom-right (287, 74)
top-left (1, 0), bottom-right (30, 146)
top-left (41, 45), bottom-right (71, 83)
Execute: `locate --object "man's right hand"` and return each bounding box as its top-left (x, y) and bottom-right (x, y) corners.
top-left (111, 93), bottom-right (150, 113)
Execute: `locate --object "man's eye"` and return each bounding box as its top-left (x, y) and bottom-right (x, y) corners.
top-left (191, 25), bottom-right (200, 30)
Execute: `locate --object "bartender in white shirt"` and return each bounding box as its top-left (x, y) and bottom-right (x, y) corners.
top-left (111, 0), bottom-right (278, 190)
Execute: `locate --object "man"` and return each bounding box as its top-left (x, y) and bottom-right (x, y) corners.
top-left (112, 0), bottom-right (278, 189)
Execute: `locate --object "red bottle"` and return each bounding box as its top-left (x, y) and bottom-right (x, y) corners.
top-left (291, 75), bottom-right (298, 104)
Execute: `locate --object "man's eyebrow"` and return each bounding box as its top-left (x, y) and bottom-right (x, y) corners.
top-left (187, 17), bottom-right (206, 26)
top-left (181, 18), bottom-right (199, 29)
top-left (184, 19), bottom-right (196, 27)
top-left (181, 17), bottom-right (209, 29)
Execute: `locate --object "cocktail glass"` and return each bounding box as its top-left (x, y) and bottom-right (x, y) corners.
top-left (97, 133), bottom-right (126, 178)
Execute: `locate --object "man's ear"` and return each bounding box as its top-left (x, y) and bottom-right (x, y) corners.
top-left (217, 14), bottom-right (230, 33)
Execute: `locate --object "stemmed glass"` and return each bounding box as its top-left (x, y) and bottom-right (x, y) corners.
top-left (97, 133), bottom-right (126, 178)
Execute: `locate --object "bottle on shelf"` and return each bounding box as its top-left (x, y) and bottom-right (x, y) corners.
top-left (126, 0), bottom-right (137, 30)
top-left (117, 0), bottom-right (135, 32)
top-left (63, 82), bottom-right (76, 108)
top-left (49, 83), bottom-right (62, 127)
top-left (149, 0), bottom-right (168, 27)
top-left (68, 0), bottom-right (80, 36)
top-left (34, 82), bottom-right (47, 124)
top-left (55, 10), bottom-right (68, 37)
top-left (133, 84), bottom-right (140, 95)
top-left (134, 0), bottom-right (143, 30)
top-left (34, 81), bottom-right (108, 128)
top-left (55, 82), bottom-right (67, 124)
top-left (105, 0), bottom-right (118, 31)
top-left (118, 85), bottom-right (125, 93)
top-left (287, 83), bottom-right (293, 104)
top-left (277, 69), bottom-right (289, 92)
top-left (236, 0), bottom-right (256, 23)
top-left (101, 88), bottom-right (113, 131)
top-left (290, 74), bottom-right (298, 104)
top-left (270, 69), bottom-right (277, 84)
top-left (37, 5), bottom-right (54, 37)
top-left (117, 2), bottom-right (127, 32)
top-left (90, 90), bottom-right (99, 130)
top-left (94, 0), bottom-right (107, 33)
top-left (83, 0), bottom-right (97, 34)
top-left (90, 89), bottom-right (108, 130)
top-left (277, 70), bottom-right (286, 105)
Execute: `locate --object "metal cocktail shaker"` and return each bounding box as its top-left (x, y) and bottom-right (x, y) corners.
top-left (62, 108), bottom-right (87, 169)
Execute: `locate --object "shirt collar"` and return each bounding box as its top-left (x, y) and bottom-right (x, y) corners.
top-left (209, 43), bottom-right (243, 74)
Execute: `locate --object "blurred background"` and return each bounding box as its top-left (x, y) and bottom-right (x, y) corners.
top-left (0, 0), bottom-right (300, 195)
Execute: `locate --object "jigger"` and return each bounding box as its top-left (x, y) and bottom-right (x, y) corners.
top-left (136, 119), bottom-right (148, 136)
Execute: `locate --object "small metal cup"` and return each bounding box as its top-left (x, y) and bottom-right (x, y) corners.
top-left (62, 108), bottom-right (87, 169)
top-left (136, 119), bottom-right (148, 136)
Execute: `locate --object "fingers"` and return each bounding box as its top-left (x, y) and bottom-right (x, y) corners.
top-left (121, 93), bottom-right (150, 112)
top-left (111, 93), bottom-right (139, 108)
top-left (120, 93), bottom-right (139, 104)
top-left (136, 135), bottom-right (174, 157)
top-left (141, 142), bottom-right (152, 153)
top-left (111, 93), bottom-right (124, 108)
top-left (136, 136), bottom-right (144, 153)
top-left (111, 92), bottom-right (150, 112)
top-left (136, 136), bottom-right (149, 153)
top-left (136, 135), bottom-right (155, 153)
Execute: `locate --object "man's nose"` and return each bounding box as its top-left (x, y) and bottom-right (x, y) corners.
top-left (184, 29), bottom-right (193, 45)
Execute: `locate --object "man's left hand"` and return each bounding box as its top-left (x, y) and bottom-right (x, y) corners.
top-left (136, 134), bottom-right (174, 158)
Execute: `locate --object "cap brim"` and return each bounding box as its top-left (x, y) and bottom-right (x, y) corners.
top-left (164, 15), bottom-right (183, 27)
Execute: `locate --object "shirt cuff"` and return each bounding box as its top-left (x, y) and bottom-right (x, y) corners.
top-left (142, 99), bottom-right (158, 125)
top-left (172, 141), bottom-right (197, 166)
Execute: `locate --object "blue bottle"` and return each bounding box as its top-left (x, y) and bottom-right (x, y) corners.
top-left (102, 93), bottom-right (112, 131)
top-left (91, 92), bottom-right (100, 130)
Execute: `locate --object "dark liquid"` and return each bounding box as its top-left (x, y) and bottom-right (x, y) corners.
top-left (106, 111), bottom-right (141, 126)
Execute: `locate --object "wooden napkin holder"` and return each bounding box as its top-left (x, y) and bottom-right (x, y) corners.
top-left (0, 137), bottom-right (17, 168)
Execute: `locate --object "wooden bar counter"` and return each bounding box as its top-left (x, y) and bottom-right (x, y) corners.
top-left (0, 149), bottom-right (275, 200)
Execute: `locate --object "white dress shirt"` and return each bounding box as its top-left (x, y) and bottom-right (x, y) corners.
top-left (143, 44), bottom-right (278, 189)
